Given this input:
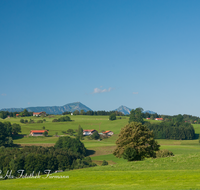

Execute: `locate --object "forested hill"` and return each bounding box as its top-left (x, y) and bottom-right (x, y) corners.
top-left (0, 102), bottom-right (92, 115)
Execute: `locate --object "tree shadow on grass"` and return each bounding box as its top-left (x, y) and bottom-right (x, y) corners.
top-left (194, 133), bottom-right (199, 139)
top-left (12, 134), bottom-right (27, 140)
top-left (86, 149), bottom-right (96, 156)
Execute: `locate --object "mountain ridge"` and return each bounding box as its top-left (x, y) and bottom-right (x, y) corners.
top-left (0, 102), bottom-right (92, 115)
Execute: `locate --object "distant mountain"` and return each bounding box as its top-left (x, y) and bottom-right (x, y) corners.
top-left (114, 105), bottom-right (132, 115)
top-left (1, 102), bottom-right (92, 115)
top-left (143, 110), bottom-right (156, 114)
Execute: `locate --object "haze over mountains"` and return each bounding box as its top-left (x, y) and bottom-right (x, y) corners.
top-left (0, 102), bottom-right (156, 115)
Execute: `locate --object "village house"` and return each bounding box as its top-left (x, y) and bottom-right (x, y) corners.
top-left (83, 129), bottom-right (97, 136)
top-left (103, 130), bottom-right (114, 136)
top-left (155, 118), bottom-right (163, 121)
top-left (30, 130), bottom-right (48, 136)
top-left (146, 118), bottom-right (150, 120)
top-left (33, 112), bottom-right (46, 117)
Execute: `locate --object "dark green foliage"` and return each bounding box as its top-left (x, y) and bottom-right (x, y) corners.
top-left (129, 108), bottom-right (144, 124)
top-left (62, 111), bottom-right (71, 115)
top-left (72, 157), bottom-right (97, 169)
top-left (0, 122), bottom-right (13, 147)
top-left (52, 116), bottom-right (71, 122)
top-left (20, 119), bottom-right (24, 123)
top-left (145, 121), bottom-right (195, 140)
top-left (156, 149), bottom-right (174, 158)
top-left (67, 129), bottom-right (74, 136)
top-left (114, 122), bottom-right (160, 161)
top-left (91, 131), bottom-right (100, 140)
top-left (54, 136), bottom-right (86, 157)
top-left (101, 160), bottom-right (108, 166)
top-left (77, 125), bottom-right (83, 140)
top-left (0, 145), bottom-right (96, 177)
top-left (43, 131), bottom-right (48, 137)
top-left (109, 113), bottom-right (116, 121)
top-left (12, 123), bottom-right (21, 135)
top-left (123, 147), bottom-right (137, 161)
top-left (37, 120), bottom-right (43, 123)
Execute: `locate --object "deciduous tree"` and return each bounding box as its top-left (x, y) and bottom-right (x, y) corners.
top-left (113, 122), bottom-right (160, 161)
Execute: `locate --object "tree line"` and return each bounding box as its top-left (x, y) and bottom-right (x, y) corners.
top-left (63, 110), bottom-right (124, 116)
top-left (0, 109), bottom-right (33, 119)
top-left (0, 136), bottom-right (96, 178)
top-left (129, 108), bottom-right (196, 140)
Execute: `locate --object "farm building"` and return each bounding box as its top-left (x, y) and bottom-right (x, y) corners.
top-left (155, 118), bottom-right (163, 121)
top-left (30, 130), bottom-right (48, 136)
top-left (33, 112), bottom-right (46, 116)
top-left (103, 130), bottom-right (114, 136)
top-left (83, 129), bottom-right (97, 136)
top-left (146, 118), bottom-right (150, 120)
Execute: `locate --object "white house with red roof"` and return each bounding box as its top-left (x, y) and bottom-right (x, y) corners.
top-left (33, 112), bottom-right (46, 116)
top-left (103, 130), bottom-right (114, 136)
top-left (83, 129), bottom-right (97, 136)
top-left (155, 118), bottom-right (163, 121)
top-left (30, 130), bottom-right (48, 136)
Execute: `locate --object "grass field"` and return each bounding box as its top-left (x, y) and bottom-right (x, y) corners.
top-left (1, 115), bottom-right (200, 189)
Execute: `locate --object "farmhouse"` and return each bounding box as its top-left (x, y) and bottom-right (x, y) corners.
top-left (155, 118), bottom-right (163, 121)
top-left (83, 129), bottom-right (97, 136)
top-left (146, 118), bottom-right (150, 120)
top-left (30, 130), bottom-right (48, 136)
top-left (33, 112), bottom-right (46, 116)
top-left (103, 130), bottom-right (114, 136)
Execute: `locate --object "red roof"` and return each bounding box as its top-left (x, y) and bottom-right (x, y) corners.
top-left (155, 118), bottom-right (163, 120)
top-left (103, 130), bottom-right (111, 134)
top-left (30, 130), bottom-right (48, 133)
top-left (33, 112), bottom-right (44, 115)
top-left (83, 129), bottom-right (95, 132)
top-left (16, 114), bottom-right (19, 116)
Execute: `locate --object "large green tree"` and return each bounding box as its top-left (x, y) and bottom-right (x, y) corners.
top-left (129, 108), bottom-right (144, 124)
top-left (113, 122), bottom-right (160, 161)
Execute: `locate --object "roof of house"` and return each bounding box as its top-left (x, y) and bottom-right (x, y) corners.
top-left (155, 118), bottom-right (163, 120)
top-left (33, 112), bottom-right (45, 114)
top-left (103, 130), bottom-right (112, 134)
top-left (83, 129), bottom-right (96, 132)
top-left (30, 130), bottom-right (48, 133)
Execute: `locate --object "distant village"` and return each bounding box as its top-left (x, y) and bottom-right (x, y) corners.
top-left (29, 111), bottom-right (114, 137)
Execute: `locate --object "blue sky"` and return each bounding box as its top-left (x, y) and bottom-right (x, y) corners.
top-left (1, 0), bottom-right (200, 116)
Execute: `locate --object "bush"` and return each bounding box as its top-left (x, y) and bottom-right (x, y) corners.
top-left (109, 113), bottom-right (116, 121)
top-left (29, 119), bottom-right (35, 124)
top-left (20, 119), bottom-right (24, 123)
top-left (37, 120), bottom-right (43, 123)
top-left (43, 131), bottom-right (48, 137)
top-left (156, 149), bottom-right (174, 158)
top-left (52, 119), bottom-right (58, 122)
top-left (101, 160), bottom-right (108, 166)
top-left (91, 131), bottom-right (100, 140)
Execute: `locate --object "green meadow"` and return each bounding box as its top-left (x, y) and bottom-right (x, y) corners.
top-left (1, 115), bottom-right (200, 189)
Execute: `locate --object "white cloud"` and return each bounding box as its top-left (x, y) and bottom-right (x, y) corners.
top-left (133, 92), bottom-right (138, 94)
top-left (93, 87), bottom-right (113, 94)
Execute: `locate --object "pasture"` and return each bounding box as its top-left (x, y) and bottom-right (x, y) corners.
top-left (1, 115), bottom-right (200, 189)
